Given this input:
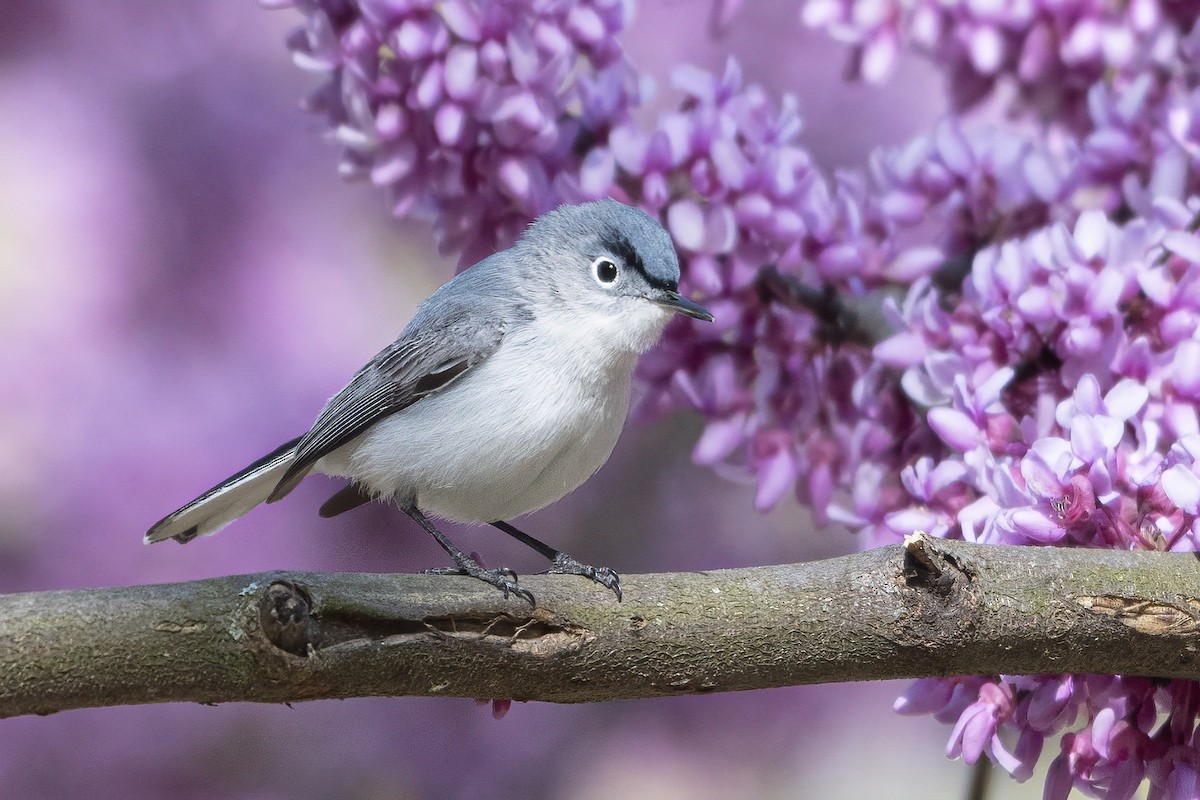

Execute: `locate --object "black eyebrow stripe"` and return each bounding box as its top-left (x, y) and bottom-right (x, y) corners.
top-left (600, 230), bottom-right (673, 290)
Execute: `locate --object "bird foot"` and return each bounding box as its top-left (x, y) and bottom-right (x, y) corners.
top-left (422, 561), bottom-right (534, 606)
top-left (548, 553), bottom-right (622, 601)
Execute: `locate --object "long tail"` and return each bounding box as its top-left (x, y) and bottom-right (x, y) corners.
top-left (145, 437), bottom-right (302, 544)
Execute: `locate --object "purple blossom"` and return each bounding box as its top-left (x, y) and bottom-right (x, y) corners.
top-left (1149, 744), bottom-right (1200, 800)
top-left (800, 0), bottom-right (1195, 128)
top-left (276, 0), bottom-right (640, 261)
top-left (946, 681), bottom-right (1015, 766)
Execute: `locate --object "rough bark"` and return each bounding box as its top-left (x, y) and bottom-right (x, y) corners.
top-left (4, 534), bottom-right (1200, 719)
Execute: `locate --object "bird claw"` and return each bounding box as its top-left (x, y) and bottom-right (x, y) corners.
top-left (548, 553), bottom-right (622, 601)
top-left (423, 562), bottom-right (534, 605)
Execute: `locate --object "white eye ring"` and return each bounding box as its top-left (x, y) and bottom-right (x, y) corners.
top-left (592, 257), bottom-right (619, 285)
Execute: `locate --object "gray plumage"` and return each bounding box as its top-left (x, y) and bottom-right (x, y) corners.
top-left (145, 200), bottom-right (711, 600)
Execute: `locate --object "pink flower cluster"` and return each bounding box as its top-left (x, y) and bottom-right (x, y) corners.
top-left (800, 0), bottom-right (1196, 126)
top-left (900, 671), bottom-right (1200, 799)
top-left (880, 206), bottom-right (1200, 548)
top-left (274, 0), bottom-right (637, 262)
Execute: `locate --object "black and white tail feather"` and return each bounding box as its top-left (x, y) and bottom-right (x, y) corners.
top-left (144, 438), bottom-right (303, 544)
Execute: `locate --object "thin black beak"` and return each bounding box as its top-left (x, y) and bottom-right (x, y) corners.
top-left (653, 290), bottom-right (714, 322)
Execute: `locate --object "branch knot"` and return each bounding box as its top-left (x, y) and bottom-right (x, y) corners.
top-left (259, 581), bottom-right (319, 657)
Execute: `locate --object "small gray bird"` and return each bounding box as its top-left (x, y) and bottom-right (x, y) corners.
top-left (146, 199), bottom-right (712, 604)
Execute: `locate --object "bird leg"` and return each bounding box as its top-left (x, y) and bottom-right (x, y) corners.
top-left (489, 520), bottom-right (622, 601)
top-left (400, 505), bottom-right (535, 605)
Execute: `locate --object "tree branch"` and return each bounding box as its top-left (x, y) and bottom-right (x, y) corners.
top-left (5, 534), bottom-right (1200, 719)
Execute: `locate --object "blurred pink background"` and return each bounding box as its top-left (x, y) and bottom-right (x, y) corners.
top-left (0, 2), bottom-right (1038, 798)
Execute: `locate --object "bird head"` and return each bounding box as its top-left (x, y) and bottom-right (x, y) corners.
top-left (517, 199), bottom-right (713, 353)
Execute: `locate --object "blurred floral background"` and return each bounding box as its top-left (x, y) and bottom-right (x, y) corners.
top-left (0, 0), bottom-right (1126, 797)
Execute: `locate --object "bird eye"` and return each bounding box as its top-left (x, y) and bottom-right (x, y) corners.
top-left (592, 257), bottom-right (619, 285)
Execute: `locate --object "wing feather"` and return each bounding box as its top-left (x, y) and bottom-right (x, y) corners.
top-left (267, 300), bottom-right (508, 502)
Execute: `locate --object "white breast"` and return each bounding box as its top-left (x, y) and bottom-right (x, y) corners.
top-left (321, 300), bottom-right (668, 523)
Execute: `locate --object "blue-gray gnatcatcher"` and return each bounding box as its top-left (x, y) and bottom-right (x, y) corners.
top-left (146, 199), bottom-right (713, 604)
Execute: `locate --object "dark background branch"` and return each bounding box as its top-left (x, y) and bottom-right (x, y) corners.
top-left (5, 535), bottom-right (1200, 719)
